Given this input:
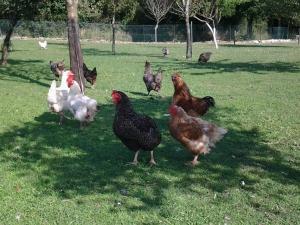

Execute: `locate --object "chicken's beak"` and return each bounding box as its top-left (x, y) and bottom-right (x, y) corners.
top-left (171, 75), bottom-right (176, 82)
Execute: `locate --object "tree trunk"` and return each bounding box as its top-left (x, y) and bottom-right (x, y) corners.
top-left (0, 19), bottom-right (17, 65)
top-left (185, 15), bottom-right (192, 59)
top-left (193, 16), bottom-right (219, 49)
top-left (66, 0), bottom-right (85, 93)
top-left (112, 14), bottom-right (116, 54)
top-left (277, 18), bottom-right (281, 39)
top-left (204, 22), bottom-right (218, 49)
top-left (247, 17), bottom-right (253, 40)
top-left (154, 22), bottom-right (158, 42)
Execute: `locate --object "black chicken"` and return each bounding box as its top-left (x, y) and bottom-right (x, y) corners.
top-left (112, 90), bottom-right (161, 165)
top-left (198, 52), bottom-right (212, 63)
top-left (83, 63), bottom-right (97, 88)
top-left (143, 61), bottom-right (163, 95)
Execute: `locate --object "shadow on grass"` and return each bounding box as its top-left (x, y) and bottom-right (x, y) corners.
top-left (83, 48), bottom-right (161, 58)
top-left (153, 59), bottom-right (300, 75)
top-left (0, 94), bottom-right (299, 211)
top-left (221, 44), bottom-right (296, 48)
top-left (0, 59), bottom-right (51, 87)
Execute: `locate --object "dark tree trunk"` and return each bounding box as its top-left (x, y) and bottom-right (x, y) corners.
top-left (1, 19), bottom-right (17, 65)
top-left (247, 17), bottom-right (253, 40)
top-left (112, 14), bottom-right (116, 55)
top-left (66, 0), bottom-right (85, 93)
top-left (185, 14), bottom-right (192, 59)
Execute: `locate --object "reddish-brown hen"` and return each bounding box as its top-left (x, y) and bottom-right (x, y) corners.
top-left (171, 73), bottom-right (215, 116)
top-left (168, 105), bottom-right (227, 166)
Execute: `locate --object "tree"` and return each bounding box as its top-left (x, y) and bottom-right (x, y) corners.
top-left (0, 0), bottom-right (42, 65)
top-left (191, 0), bottom-right (245, 49)
top-left (103, 0), bottom-right (139, 54)
top-left (66, 0), bottom-right (85, 92)
top-left (172, 0), bottom-right (192, 59)
top-left (144, 0), bottom-right (174, 42)
top-left (111, 0), bottom-right (116, 54)
top-left (264, 0), bottom-right (300, 25)
top-left (191, 0), bottom-right (220, 49)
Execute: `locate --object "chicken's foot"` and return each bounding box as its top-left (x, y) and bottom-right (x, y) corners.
top-left (149, 151), bottom-right (157, 166)
top-left (185, 155), bottom-right (199, 167)
top-left (127, 151), bottom-right (139, 165)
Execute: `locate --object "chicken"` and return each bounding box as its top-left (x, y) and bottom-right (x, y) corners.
top-left (162, 47), bottom-right (169, 57)
top-left (168, 105), bottom-right (227, 166)
top-left (58, 70), bottom-right (73, 90)
top-left (50, 60), bottom-right (65, 78)
top-left (38, 40), bottom-right (47, 49)
top-left (67, 79), bottom-right (98, 128)
top-left (198, 52), bottom-right (212, 63)
top-left (83, 63), bottom-right (97, 88)
top-left (143, 61), bottom-right (163, 95)
top-left (47, 70), bottom-right (75, 124)
top-left (171, 73), bottom-right (215, 116)
top-left (112, 90), bottom-right (161, 165)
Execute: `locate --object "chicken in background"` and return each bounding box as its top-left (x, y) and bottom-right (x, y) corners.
top-left (162, 47), bottom-right (169, 57)
top-left (38, 40), bottom-right (47, 49)
top-left (47, 71), bottom-right (75, 125)
top-left (171, 73), bottom-right (215, 117)
top-left (168, 105), bottom-right (227, 166)
top-left (50, 60), bottom-right (65, 79)
top-left (198, 52), bottom-right (212, 63)
top-left (67, 78), bottom-right (99, 128)
top-left (112, 90), bottom-right (161, 165)
top-left (143, 61), bottom-right (163, 96)
top-left (83, 63), bottom-right (97, 88)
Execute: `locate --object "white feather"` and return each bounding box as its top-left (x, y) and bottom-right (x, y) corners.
top-left (38, 40), bottom-right (47, 49)
top-left (67, 81), bottom-right (98, 122)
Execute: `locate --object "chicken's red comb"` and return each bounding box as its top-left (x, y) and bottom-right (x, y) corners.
top-left (111, 90), bottom-right (118, 95)
top-left (67, 70), bottom-right (74, 76)
top-left (168, 105), bottom-right (178, 116)
top-left (66, 71), bottom-right (75, 87)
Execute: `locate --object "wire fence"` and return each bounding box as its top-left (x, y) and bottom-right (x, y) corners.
top-left (0, 20), bottom-right (299, 43)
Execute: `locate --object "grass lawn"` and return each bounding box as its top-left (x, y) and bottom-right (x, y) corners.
top-left (0, 39), bottom-right (299, 224)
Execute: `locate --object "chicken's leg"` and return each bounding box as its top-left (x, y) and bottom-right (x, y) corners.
top-left (129, 151), bottom-right (139, 165)
top-left (149, 151), bottom-right (157, 165)
top-left (58, 112), bottom-right (64, 125)
top-left (185, 155), bottom-right (199, 166)
top-left (190, 155), bottom-right (199, 166)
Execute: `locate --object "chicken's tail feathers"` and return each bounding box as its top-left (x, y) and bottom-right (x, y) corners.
top-left (47, 80), bottom-right (57, 103)
top-left (210, 126), bottom-right (227, 146)
top-left (203, 96), bottom-right (215, 107)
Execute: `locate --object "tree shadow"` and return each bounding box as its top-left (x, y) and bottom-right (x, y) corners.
top-left (0, 94), bottom-right (298, 211)
top-left (150, 59), bottom-right (300, 75)
top-left (82, 48), bottom-right (160, 58)
top-left (0, 59), bottom-right (51, 87)
top-left (221, 44), bottom-right (295, 48)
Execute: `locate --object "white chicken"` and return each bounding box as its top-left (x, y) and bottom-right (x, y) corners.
top-left (57, 70), bottom-right (71, 90)
top-left (38, 40), bottom-right (47, 49)
top-left (47, 71), bottom-right (76, 124)
top-left (67, 80), bottom-right (98, 127)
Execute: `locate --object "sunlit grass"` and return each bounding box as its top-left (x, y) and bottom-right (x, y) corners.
top-left (0, 40), bottom-right (299, 224)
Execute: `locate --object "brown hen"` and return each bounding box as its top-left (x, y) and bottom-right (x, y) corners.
top-left (171, 73), bottom-right (215, 116)
top-left (168, 105), bottom-right (227, 166)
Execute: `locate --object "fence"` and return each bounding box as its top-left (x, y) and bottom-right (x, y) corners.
top-left (0, 20), bottom-right (299, 43)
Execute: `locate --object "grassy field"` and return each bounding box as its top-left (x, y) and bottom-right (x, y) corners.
top-left (0, 39), bottom-right (299, 225)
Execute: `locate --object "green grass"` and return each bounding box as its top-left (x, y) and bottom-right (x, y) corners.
top-left (0, 40), bottom-right (299, 224)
